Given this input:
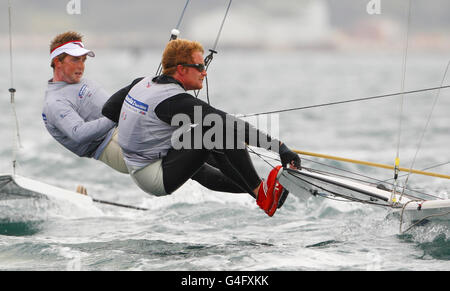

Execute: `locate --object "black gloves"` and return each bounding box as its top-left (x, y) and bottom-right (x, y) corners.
top-left (279, 143), bottom-right (301, 169)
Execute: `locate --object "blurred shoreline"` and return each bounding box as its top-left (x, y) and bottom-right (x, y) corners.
top-left (1, 0), bottom-right (450, 52)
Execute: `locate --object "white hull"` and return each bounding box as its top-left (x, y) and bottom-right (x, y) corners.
top-left (279, 168), bottom-right (450, 224)
top-left (0, 173), bottom-right (103, 219)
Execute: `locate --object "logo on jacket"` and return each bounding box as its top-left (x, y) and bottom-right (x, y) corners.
top-left (124, 94), bottom-right (149, 115)
top-left (78, 84), bottom-right (88, 98)
top-left (78, 84), bottom-right (92, 99)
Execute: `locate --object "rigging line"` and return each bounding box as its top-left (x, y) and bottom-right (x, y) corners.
top-left (396, 0), bottom-right (413, 160)
top-left (292, 174), bottom-right (398, 208)
top-left (297, 155), bottom-right (441, 201)
top-left (194, 0), bottom-right (233, 100)
top-left (236, 84), bottom-right (450, 118)
top-left (399, 199), bottom-right (422, 233)
top-left (400, 208), bottom-right (450, 234)
top-left (155, 0), bottom-right (191, 76)
top-left (205, 74), bottom-right (210, 104)
top-left (392, 0), bottom-right (413, 203)
top-left (298, 151), bottom-right (445, 200)
top-left (246, 146), bottom-right (277, 169)
top-left (211, 0), bottom-right (232, 53)
top-left (306, 164), bottom-right (438, 201)
top-left (291, 149), bottom-right (450, 180)
top-left (92, 198), bottom-right (149, 211)
top-left (399, 199), bottom-right (450, 234)
top-left (247, 148), bottom-right (392, 188)
top-left (203, 0), bottom-right (233, 68)
top-left (247, 149), bottom-right (440, 201)
top-left (305, 158), bottom-right (395, 186)
top-left (247, 149), bottom-right (280, 162)
top-left (248, 148), bottom-right (392, 186)
top-left (8, 0), bottom-right (14, 89)
top-left (175, 0), bottom-right (191, 30)
top-left (384, 160), bottom-right (450, 183)
top-left (399, 60), bottom-right (450, 201)
top-left (418, 160), bottom-right (450, 171)
top-left (247, 146), bottom-right (436, 200)
top-left (8, 0), bottom-right (22, 176)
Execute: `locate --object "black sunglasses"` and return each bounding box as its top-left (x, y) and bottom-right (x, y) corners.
top-left (180, 63), bottom-right (206, 72)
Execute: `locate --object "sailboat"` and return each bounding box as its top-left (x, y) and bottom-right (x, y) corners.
top-left (2, 0), bottom-right (448, 234)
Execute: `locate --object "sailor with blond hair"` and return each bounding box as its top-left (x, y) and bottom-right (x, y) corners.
top-left (103, 39), bottom-right (300, 216)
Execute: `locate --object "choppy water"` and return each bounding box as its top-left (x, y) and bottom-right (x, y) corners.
top-left (0, 49), bottom-right (449, 271)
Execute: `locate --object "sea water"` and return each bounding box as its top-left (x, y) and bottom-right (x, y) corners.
top-left (0, 49), bottom-right (449, 271)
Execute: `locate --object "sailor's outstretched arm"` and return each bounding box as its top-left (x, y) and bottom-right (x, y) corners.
top-left (155, 93), bottom-right (300, 168)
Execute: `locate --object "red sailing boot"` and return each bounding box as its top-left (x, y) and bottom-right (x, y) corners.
top-left (256, 166), bottom-right (288, 217)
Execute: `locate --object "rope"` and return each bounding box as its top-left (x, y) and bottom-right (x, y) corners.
top-left (175, 0), bottom-right (191, 31)
top-left (392, 0), bottom-right (413, 203)
top-left (8, 0), bottom-right (14, 90)
top-left (395, 0), bottom-right (413, 164)
top-left (399, 200), bottom-right (450, 233)
top-left (155, 0), bottom-right (191, 76)
top-left (92, 198), bottom-right (149, 211)
top-left (247, 146), bottom-right (444, 201)
top-left (299, 155), bottom-right (442, 201)
top-left (288, 170), bottom-right (400, 208)
top-left (384, 160), bottom-right (450, 183)
top-left (399, 199), bottom-right (422, 233)
top-left (8, 0), bottom-right (22, 176)
top-left (211, 0), bottom-right (232, 52)
top-left (236, 84), bottom-right (450, 118)
top-left (400, 210), bottom-right (450, 234)
top-left (246, 146), bottom-right (277, 169)
top-left (399, 60), bottom-right (450, 201)
top-left (292, 149), bottom-right (450, 180)
top-left (194, 0), bottom-right (233, 102)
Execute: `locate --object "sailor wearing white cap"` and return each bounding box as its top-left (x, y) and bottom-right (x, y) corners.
top-left (42, 31), bottom-right (128, 174)
top-left (50, 40), bottom-right (95, 61)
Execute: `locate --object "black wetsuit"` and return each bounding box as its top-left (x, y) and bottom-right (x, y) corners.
top-left (103, 76), bottom-right (282, 197)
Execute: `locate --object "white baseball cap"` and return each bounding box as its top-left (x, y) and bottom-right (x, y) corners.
top-left (50, 40), bottom-right (95, 60)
